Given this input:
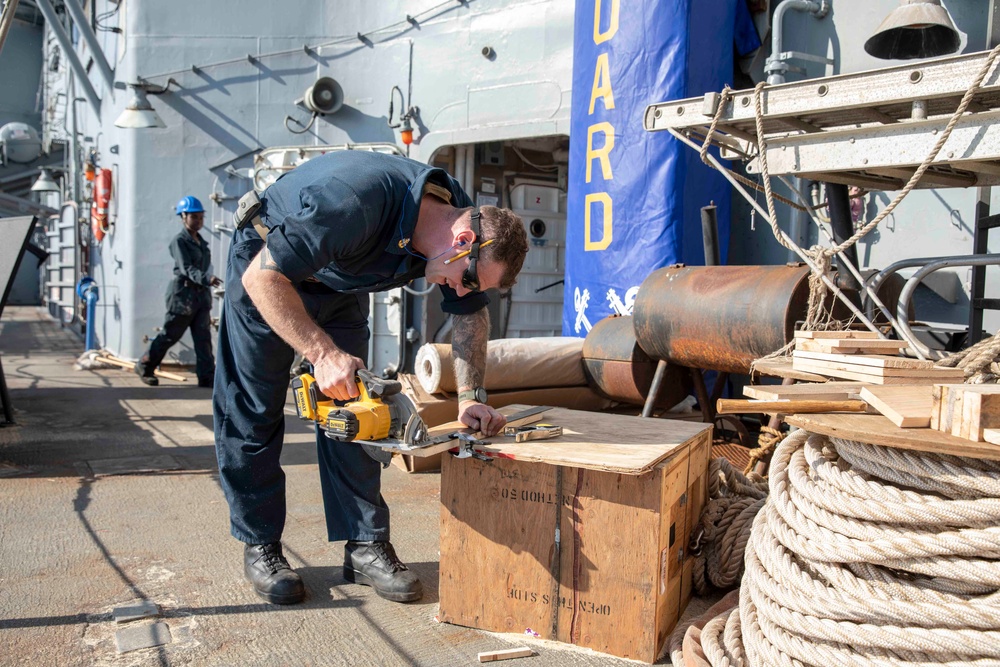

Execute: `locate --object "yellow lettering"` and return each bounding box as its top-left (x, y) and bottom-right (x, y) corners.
top-left (589, 53), bottom-right (615, 114)
top-left (584, 193), bottom-right (613, 251)
top-left (586, 122), bottom-right (615, 183)
top-left (593, 0), bottom-right (620, 45)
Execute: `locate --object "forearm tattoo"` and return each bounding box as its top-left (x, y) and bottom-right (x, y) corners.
top-left (258, 246), bottom-right (281, 272)
top-left (452, 309), bottom-right (490, 391)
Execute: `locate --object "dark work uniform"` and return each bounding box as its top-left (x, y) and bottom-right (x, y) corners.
top-left (213, 150), bottom-right (488, 546)
top-left (144, 230), bottom-right (215, 383)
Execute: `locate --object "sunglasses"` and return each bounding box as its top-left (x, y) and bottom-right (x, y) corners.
top-left (444, 209), bottom-right (494, 292)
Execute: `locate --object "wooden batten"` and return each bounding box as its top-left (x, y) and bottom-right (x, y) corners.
top-left (930, 384), bottom-right (1000, 442)
top-left (794, 338), bottom-right (909, 354)
top-left (859, 385), bottom-right (935, 428)
top-left (792, 350), bottom-right (935, 370)
top-left (791, 356), bottom-right (964, 385)
top-left (793, 330), bottom-right (881, 340)
top-left (743, 382), bottom-right (864, 401)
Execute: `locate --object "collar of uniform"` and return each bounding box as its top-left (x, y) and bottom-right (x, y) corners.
top-left (178, 230), bottom-right (206, 247)
top-left (386, 168), bottom-right (457, 257)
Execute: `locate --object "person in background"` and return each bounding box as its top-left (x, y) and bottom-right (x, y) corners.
top-left (135, 195), bottom-right (221, 387)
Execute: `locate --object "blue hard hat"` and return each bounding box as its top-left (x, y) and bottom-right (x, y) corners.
top-left (175, 196), bottom-right (205, 215)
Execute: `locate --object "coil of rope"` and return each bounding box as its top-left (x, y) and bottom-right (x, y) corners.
top-left (937, 332), bottom-right (1000, 383)
top-left (676, 429), bottom-right (1000, 667)
top-left (690, 457), bottom-right (770, 599)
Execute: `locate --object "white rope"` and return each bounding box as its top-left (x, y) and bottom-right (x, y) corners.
top-left (693, 432), bottom-right (1000, 667)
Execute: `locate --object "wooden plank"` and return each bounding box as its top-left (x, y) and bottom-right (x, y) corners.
top-left (984, 428), bottom-right (1000, 445)
top-left (717, 399), bottom-right (868, 414)
top-left (785, 413), bottom-right (1000, 460)
top-left (472, 407), bottom-right (712, 475)
top-left (101, 354), bottom-right (188, 382)
top-left (955, 386), bottom-right (1000, 441)
top-left (743, 382), bottom-right (865, 401)
top-left (795, 338), bottom-right (908, 354)
top-left (478, 647), bottom-right (533, 662)
top-left (751, 359), bottom-right (830, 382)
top-left (859, 385), bottom-right (935, 428)
top-left (792, 349), bottom-right (936, 370)
top-left (940, 385), bottom-right (962, 435)
top-left (930, 385), bottom-right (945, 431)
top-left (794, 330), bottom-right (881, 340)
top-left (792, 353), bottom-right (961, 377)
top-left (791, 359), bottom-right (965, 384)
top-left (405, 404), bottom-right (548, 458)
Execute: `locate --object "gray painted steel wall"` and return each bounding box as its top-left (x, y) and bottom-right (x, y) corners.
top-left (41, 0), bottom-right (996, 362)
top-left (44, 0), bottom-right (573, 363)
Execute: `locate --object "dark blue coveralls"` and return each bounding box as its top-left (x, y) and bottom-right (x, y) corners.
top-left (144, 230), bottom-right (215, 383)
top-left (213, 151), bottom-right (487, 546)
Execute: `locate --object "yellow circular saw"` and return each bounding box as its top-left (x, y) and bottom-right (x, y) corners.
top-left (291, 369), bottom-right (422, 448)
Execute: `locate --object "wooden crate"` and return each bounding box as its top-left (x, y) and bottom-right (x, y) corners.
top-left (438, 410), bottom-right (712, 663)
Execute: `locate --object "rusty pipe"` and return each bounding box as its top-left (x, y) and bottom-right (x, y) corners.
top-left (633, 265), bottom-right (812, 374)
top-left (581, 315), bottom-right (686, 409)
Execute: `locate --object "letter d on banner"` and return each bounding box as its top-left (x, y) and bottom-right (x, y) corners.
top-left (584, 193), bottom-right (612, 251)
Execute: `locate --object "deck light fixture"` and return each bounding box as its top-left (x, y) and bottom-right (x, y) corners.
top-left (30, 168), bottom-right (61, 193)
top-left (864, 0), bottom-right (961, 60)
top-left (114, 83), bottom-right (167, 129)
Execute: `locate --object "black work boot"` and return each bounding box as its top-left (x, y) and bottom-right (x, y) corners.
top-left (343, 540), bottom-right (423, 602)
top-left (243, 542), bottom-right (305, 604)
top-left (197, 376), bottom-right (214, 388)
top-left (134, 359), bottom-right (158, 386)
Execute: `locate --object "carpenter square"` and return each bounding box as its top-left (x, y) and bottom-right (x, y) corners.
top-left (503, 423), bottom-right (563, 442)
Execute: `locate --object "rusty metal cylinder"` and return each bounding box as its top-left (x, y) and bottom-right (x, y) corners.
top-left (581, 315), bottom-right (686, 408)
top-left (633, 265), bottom-right (812, 374)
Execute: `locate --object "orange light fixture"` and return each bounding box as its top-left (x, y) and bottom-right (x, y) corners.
top-left (400, 117), bottom-right (414, 145)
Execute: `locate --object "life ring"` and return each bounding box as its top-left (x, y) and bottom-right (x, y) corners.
top-left (91, 168), bottom-right (112, 242)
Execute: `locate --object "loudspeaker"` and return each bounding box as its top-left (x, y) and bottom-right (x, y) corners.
top-left (302, 77), bottom-right (344, 115)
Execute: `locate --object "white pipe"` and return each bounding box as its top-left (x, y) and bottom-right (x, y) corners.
top-left (464, 144), bottom-right (475, 196)
top-left (454, 145), bottom-right (466, 191)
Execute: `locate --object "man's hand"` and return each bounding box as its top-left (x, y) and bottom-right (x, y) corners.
top-left (458, 400), bottom-right (507, 437)
top-left (313, 347), bottom-right (367, 402)
top-left (210, 276), bottom-right (223, 287)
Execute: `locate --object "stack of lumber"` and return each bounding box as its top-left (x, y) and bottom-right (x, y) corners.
top-left (931, 384), bottom-right (1000, 443)
top-left (790, 331), bottom-right (964, 385)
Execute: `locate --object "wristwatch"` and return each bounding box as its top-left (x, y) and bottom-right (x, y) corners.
top-left (457, 387), bottom-right (488, 404)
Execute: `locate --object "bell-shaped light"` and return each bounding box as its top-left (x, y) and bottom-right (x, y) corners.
top-left (30, 168), bottom-right (61, 193)
top-left (864, 0), bottom-right (961, 60)
top-left (114, 85), bottom-right (166, 129)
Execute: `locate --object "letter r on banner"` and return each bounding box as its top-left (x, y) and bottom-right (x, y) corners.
top-left (586, 122), bottom-right (615, 183)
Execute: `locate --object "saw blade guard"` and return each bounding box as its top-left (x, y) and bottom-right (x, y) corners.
top-left (384, 391), bottom-right (420, 441)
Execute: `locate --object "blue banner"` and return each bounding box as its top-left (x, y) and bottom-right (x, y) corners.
top-left (563, 0), bottom-right (757, 336)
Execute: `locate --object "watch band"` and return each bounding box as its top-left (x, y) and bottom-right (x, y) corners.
top-left (458, 387), bottom-right (487, 403)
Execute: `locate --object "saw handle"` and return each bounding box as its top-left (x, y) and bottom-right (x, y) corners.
top-left (294, 370), bottom-right (401, 407)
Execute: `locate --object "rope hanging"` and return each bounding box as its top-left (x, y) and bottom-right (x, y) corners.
top-left (676, 430), bottom-right (1000, 667)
